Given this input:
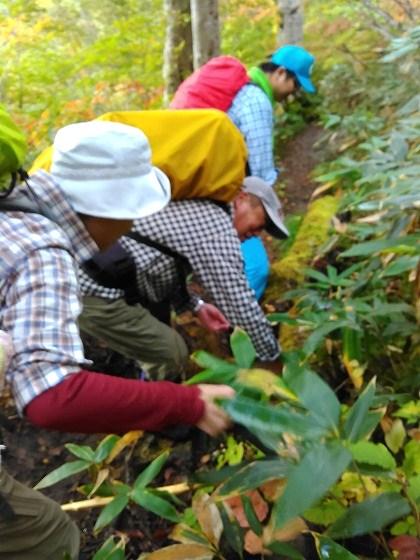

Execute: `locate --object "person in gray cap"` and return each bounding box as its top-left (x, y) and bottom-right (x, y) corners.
top-left (79, 176), bottom-right (288, 366)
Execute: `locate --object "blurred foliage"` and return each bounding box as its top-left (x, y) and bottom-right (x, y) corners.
top-left (278, 24), bottom-right (420, 393)
top-left (0, 0), bottom-right (281, 162)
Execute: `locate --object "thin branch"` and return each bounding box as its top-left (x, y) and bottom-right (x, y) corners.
top-left (360, 0), bottom-right (400, 28)
top-left (391, 0), bottom-right (418, 20)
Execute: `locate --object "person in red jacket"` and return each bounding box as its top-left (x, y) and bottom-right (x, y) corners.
top-left (0, 120), bottom-right (234, 436)
top-left (171, 45), bottom-right (316, 300)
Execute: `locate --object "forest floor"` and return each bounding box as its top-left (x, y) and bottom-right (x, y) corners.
top-left (0, 123), bottom-right (324, 559)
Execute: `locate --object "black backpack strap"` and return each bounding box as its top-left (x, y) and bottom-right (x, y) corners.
top-left (83, 243), bottom-right (142, 306)
top-left (126, 232), bottom-right (189, 265)
top-left (126, 232), bottom-right (191, 308)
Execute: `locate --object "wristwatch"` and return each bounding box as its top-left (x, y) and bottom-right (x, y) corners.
top-left (193, 298), bottom-right (205, 313)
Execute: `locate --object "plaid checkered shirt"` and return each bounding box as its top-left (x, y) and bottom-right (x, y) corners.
top-left (0, 171), bottom-right (96, 413)
top-left (228, 84), bottom-right (278, 185)
top-left (79, 200), bottom-right (280, 361)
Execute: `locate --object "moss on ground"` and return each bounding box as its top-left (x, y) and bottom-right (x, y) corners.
top-left (265, 195), bottom-right (340, 350)
top-left (266, 195), bottom-right (339, 299)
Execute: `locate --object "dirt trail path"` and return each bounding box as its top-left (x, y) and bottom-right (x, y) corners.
top-left (278, 123), bottom-right (324, 215)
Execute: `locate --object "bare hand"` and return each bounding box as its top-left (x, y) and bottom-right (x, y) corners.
top-left (196, 384), bottom-right (235, 436)
top-left (196, 303), bottom-right (230, 333)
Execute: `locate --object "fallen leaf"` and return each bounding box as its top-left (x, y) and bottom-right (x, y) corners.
top-left (193, 493), bottom-right (223, 548)
top-left (106, 430), bottom-right (143, 464)
top-left (245, 529), bottom-right (271, 555)
top-left (264, 516), bottom-right (307, 544)
top-left (260, 479), bottom-right (286, 502)
top-left (141, 543), bottom-right (214, 559)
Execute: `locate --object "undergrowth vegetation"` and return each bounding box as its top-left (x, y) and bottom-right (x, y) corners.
top-left (1, 1), bottom-right (419, 558)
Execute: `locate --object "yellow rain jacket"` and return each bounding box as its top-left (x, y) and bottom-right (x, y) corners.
top-left (31, 109), bottom-right (247, 202)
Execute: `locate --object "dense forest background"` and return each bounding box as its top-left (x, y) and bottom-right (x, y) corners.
top-left (0, 0), bottom-right (415, 159)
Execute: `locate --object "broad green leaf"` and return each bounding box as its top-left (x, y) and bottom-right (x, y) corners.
top-left (304, 500), bottom-right (346, 525)
top-left (94, 494), bottom-right (129, 533)
top-left (381, 256), bottom-right (419, 277)
top-left (171, 523), bottom-right (212, 546)
top-left (385, 419), bottom-right (406, 453)
top-left (352, 409), bottom-right (384, 441)
top-left (266, 541), bottom-right (304, 559)
top-left (236, 368), bottom-right (297, 400)
top-left (88, 468), bottom-right (110, 498)
top-left (241, 494), bottom-right (263, 536)
top-left (303, 320), bottom-right (350, 355)
top-left (220, 504), bottom-right (244, 559)
top-left (343, 377), bottom-right (376, 442)
top-left (390, 517), bottom-right (417, 536)
top-left (304, 268), bottom-right (330, 284)
top-left (350, 441), bottom-right (396, 470)
top-left (223, 396), bottom-right (328, 441)
top-left (284, 365), bottom-right (340, 431)
top-left (394, 400), bottom-right (420, 422)
top-left (134, 451), bottom-right (169, 489)
top-left (65, 443), bottom-right (95, 463)
top-left (94, 435), bottom-right (120, 464)
top-left (219, 459), bottom-right (290, 496)
top-left (92, 537), bottom-right (126, 560)
top-left (185, 368), bottom-right (237, 385)
top-left (34, 460), bottom-right (90, 489)
top-left (193, 463), bottom-right (245, 486)
top-left (340, 235), bottom-right (420, 257)
top-left (267, 312), bottom-right (300, 326)
top-left (131, 488), bottom-right (179, 522)
top-left (328, 493), bottom-right (411, 539)
top-left (315, 535), bottom-right (358, 559)
top-left (187, 352), bottom-right (238, 385)
top-left (389, 131), bottom-right (409, 161)
top-left (230, 328), bottom-right (256, 368)
top-left (273, 443), bottom-right (351, 528)
top-left (407, 474), bottom-right (420, 503)
top-left (191, 351), bottom-right (238, 373)
top-left (403, 440), bottom-right (420, 476)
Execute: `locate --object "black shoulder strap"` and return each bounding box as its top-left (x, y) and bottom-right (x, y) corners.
top-left (126, 231), bottom-right (190, 268)
top-left (126, 231), bottom-right (191, 307)
top-left (0, 197), bottom-right (191, 310)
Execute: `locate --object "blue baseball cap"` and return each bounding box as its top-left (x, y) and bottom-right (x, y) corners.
top-left (271, 45), bottom-right (316, 93)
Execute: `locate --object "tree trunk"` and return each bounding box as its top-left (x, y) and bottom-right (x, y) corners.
top-left (190, 0), bottom-right (220, 69)
top-left (163, 0), bottom-right (193, 104)
top-left (277, 0), bottom-right (304, 45)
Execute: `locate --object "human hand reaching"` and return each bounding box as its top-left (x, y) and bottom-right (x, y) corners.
top-left (196, 303), bottom-right (230, 333)
top-left (196, 384), bottom-right (235, 436)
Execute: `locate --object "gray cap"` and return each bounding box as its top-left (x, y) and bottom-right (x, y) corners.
top-left (242, 176), bottom-right (289, 239)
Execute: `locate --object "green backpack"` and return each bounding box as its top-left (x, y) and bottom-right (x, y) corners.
top-left (0, 105), bottom-right (27, 194)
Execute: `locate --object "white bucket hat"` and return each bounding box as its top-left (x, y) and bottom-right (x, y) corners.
top-left (51, 120), bottom-right (171, 219)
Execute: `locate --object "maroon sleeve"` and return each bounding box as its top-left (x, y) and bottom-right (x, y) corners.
top-left (25, 369), bottom-right (204, 434)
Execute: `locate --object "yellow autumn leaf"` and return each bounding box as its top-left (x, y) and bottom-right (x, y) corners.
top-left (237, 368), bottom-right (297, 400)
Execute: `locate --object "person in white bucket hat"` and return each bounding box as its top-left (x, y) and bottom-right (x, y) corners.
top-left (51, 120), bottom-right (171, 222)
top-left (0, 120), bottom-right (234, 442)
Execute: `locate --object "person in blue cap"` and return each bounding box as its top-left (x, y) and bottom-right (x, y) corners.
top-left (227, 44), bottom-right (316, 299)
top-left (171, 45), bottom-right (316, 299)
